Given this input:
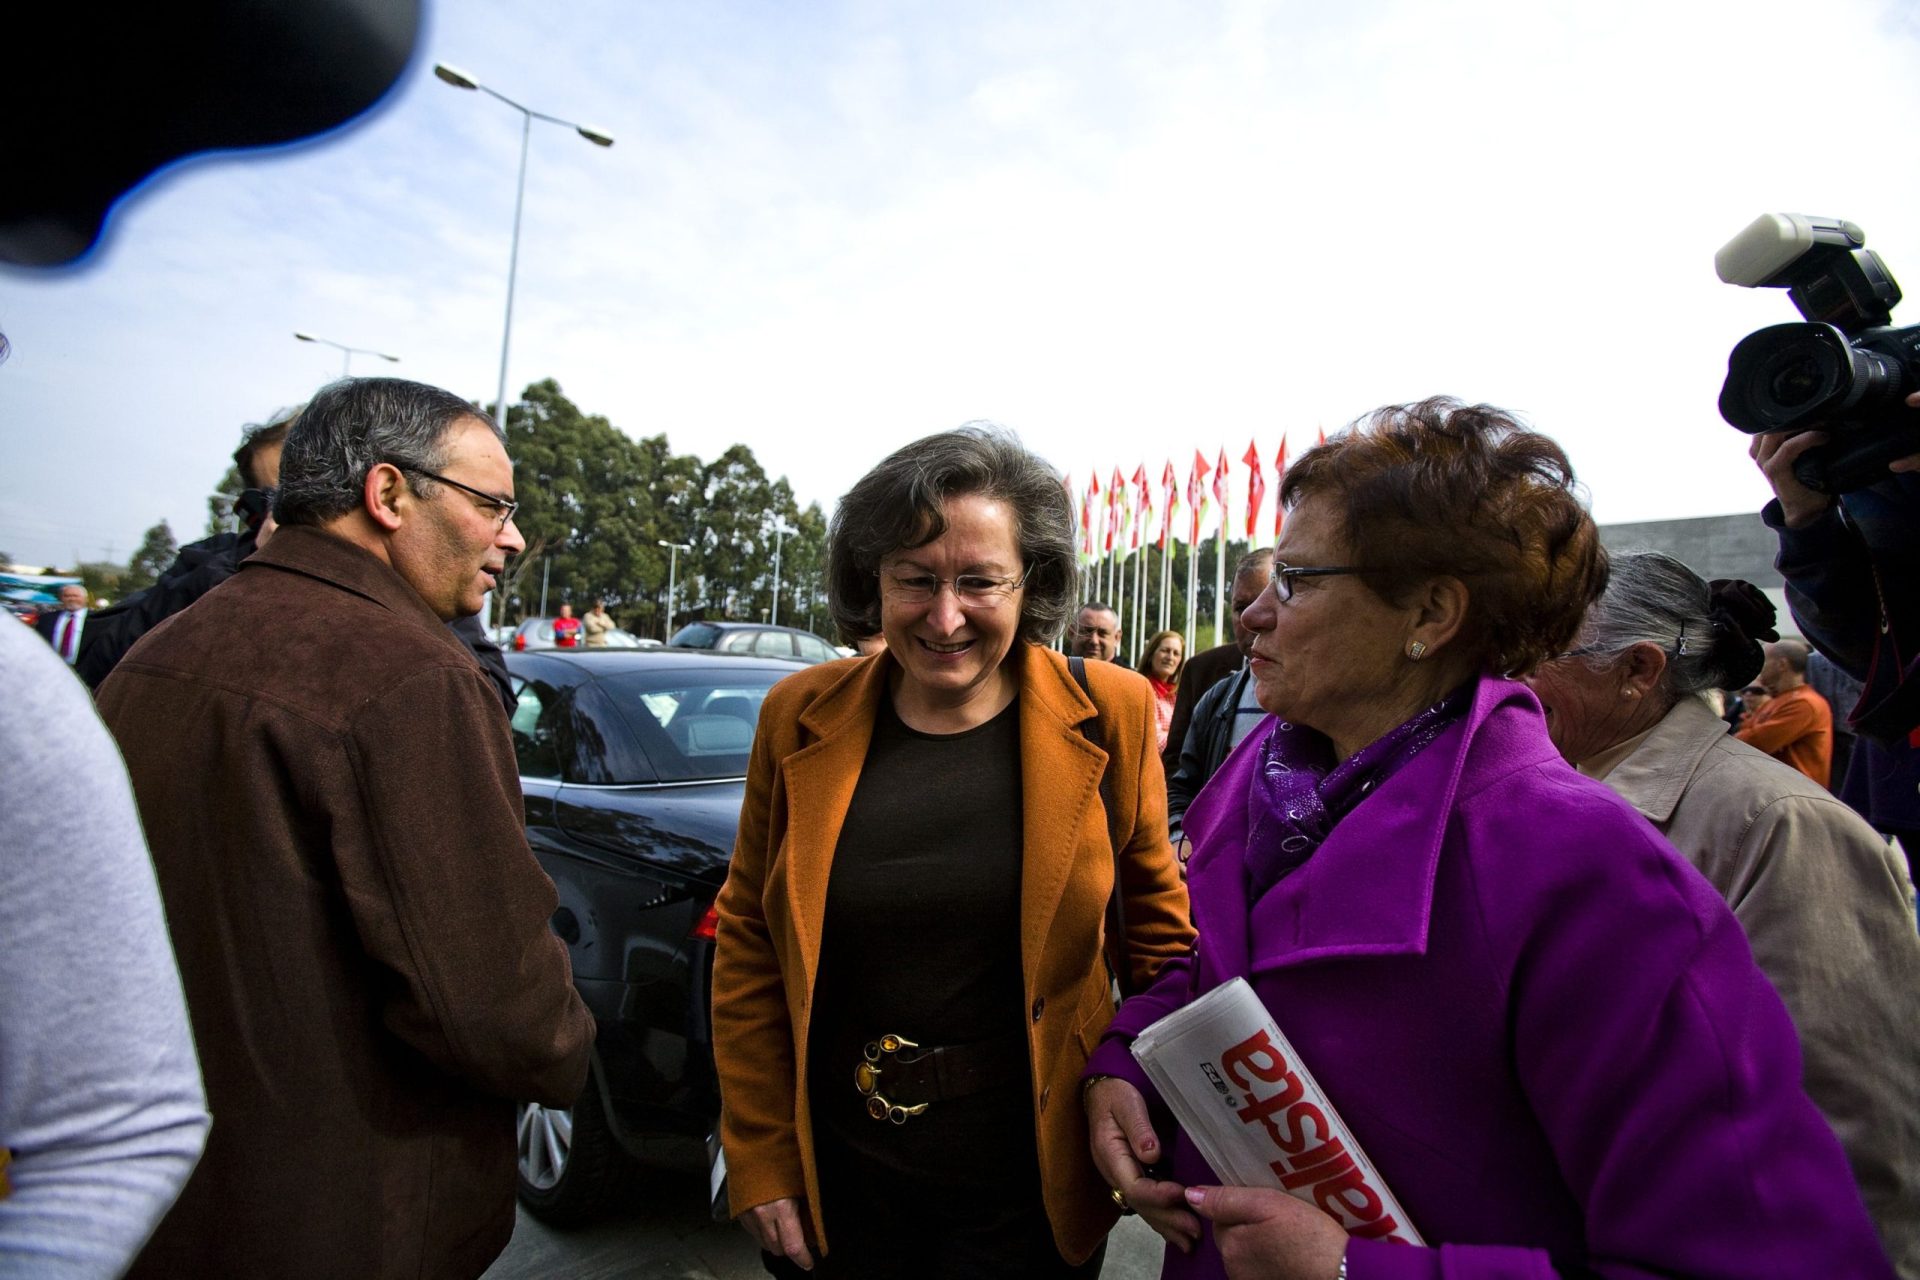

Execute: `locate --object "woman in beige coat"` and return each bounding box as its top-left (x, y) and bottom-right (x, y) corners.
top-left (1526, 550), bottom-right (1920, 1278)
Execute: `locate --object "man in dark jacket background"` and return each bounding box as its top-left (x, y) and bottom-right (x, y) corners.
top-left (1164, 548), bottom-right (1273, 858)
top-left (74, 413), bottom-right (290, 689)
top-left (99, 377), bottom-right (594, 1280)
top-left (1158, 549), bottom-right (1273, 775)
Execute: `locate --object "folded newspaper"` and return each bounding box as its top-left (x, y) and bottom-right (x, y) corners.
top-left (1130, 977), bottom-right (1423, 1245)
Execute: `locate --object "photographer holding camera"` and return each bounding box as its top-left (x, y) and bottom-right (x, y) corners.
top-left (1751, 419), bottom-right (1920, 858)
top-left (1721, 213), bottom-right (1920, 870)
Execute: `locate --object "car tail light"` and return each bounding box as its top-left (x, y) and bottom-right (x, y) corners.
top-left (691, 903), bottom-right (720, 941)
top-left (513, 632), bottom-right (526, 650)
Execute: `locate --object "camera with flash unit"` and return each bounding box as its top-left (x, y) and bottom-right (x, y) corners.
top-left (1716, 212), bottom-right (1920, 493)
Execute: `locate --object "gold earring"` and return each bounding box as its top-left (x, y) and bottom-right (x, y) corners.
top-left (1407, 640), bottom-right (1427, 661)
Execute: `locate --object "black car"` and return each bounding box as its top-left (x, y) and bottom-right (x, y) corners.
top-left (669, 620), bottom-right (841, 664)
top-left (504, 647), bottom-right (799, 1223)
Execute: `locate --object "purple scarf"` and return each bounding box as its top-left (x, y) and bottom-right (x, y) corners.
top-left (1244, 684), bottom-right (1472, 898)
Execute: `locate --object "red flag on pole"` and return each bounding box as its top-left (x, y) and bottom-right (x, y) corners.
top-left (1188, 451), bottom-right (1211, 544)
top-left (1106, 466), bottom-right (1124, 553)
top-left (1272, 440), bottom-right (1289, 538)
top-left (1211, 446), bottom-right (1229, 526)
top-left (1083, 472), bottom-right (1099, 559)
top-left (1160, 460), bottom-right (1179, 550)
top-left (1316, 426), bottom-right (1327, 447)
top-left (1131, 464), bottom-right (1149, 550)
top-left (1243, 440), bottom-right (1264, 538)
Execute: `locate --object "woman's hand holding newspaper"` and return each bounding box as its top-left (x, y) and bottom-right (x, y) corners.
top-left (1085, 1077), bottom-right (1202, 1253)
top-left (1184, 1185), bottom-right (1347, 1280)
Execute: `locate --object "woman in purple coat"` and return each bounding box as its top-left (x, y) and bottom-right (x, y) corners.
top-left (1084, 399), bottom-right (1892, 1280)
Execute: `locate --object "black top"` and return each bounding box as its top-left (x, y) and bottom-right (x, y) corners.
top-left (808, 694), bottom-right (1035, 1182)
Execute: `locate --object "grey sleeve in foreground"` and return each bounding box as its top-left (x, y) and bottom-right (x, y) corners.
top-left (0, 622), bottom-right (210, 1279)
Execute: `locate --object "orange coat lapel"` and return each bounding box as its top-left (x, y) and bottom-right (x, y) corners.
top-left (776, 654), bottom-right (889, 1002)
top-left (1015, 646), bottom-right (1109, 988)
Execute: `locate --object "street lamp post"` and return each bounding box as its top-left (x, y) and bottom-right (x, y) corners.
top-left (769, 521), bottom-right (796, 627)
top-left (294, 331), bottom-right (400, 378)
top-left (433, 63), bottom-right (613, 431)
top-left (658, 540), bottom-right (692, 642)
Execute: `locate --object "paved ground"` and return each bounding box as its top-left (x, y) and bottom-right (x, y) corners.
top-left (483, 1137), bottom-right (1165, 1279)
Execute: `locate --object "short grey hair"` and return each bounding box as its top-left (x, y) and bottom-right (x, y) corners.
top-left (827, 423), bottom-right (1077, 646)
top-left (1234, 547), bottom-right (1275, 579)
top-left (274, 378), bottom-right (497, 527)
top-left (1575, 550), bottom-right (1758, 695)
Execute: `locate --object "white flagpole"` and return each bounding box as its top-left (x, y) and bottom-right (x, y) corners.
top-left (1159, 533), bottom-right (1171, 635)
top-left (1133, 547), bottom-right (1146, 658)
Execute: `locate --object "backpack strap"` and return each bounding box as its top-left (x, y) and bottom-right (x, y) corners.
top-left (1068, 656), bottom-right (1134, 1000)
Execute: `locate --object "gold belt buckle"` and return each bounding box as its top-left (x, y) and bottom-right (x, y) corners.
top-left (855, 1033), bottom-right (928, 1124)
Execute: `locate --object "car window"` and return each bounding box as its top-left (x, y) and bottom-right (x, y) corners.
top-left (508, 676), bottom-right (568, 779)
top-left (794, 633), bottom-right (835, 662)
top-left (586, 669), bottom-right (781, 782)
top-left (720, 631), bottom-right (758, 653)
top-left (670, 622), bottom-right (720, 648)
top-left (566, 684), bottom-right (654, 784)
top-left (751, 630), bottom-right (795, 658)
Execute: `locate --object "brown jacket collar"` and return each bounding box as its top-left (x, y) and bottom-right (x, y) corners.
top-left (244, 524), bottom-right (461, 648)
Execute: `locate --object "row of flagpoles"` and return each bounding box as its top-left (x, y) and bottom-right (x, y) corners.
top-left (1067, 432), bottom-right (1323, 661)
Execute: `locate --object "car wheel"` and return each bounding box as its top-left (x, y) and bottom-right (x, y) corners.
top-left (515, 1074), bottom-right (632, 1226)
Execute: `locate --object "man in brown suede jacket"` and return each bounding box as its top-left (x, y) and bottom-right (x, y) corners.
top-left (98, 378), bottom-right (594, 1279)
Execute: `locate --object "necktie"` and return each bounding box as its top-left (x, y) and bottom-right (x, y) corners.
top-left (59, 613), bottom-right (77, 662)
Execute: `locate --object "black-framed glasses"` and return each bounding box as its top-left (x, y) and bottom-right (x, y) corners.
top-left (876, 566), bottom-right (1030, 606)
top-left (404, 466), bottom-right (519, 531)
top-left (1269, 561), bottom-right (1375, 603)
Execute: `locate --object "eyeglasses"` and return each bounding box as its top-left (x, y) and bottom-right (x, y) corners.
top-left (1268, 561), bottom-right (1377, 603)
top-left (404, 466), bottom-right (519, 531)
top-left (877, 566), bottom-right (1030, 606)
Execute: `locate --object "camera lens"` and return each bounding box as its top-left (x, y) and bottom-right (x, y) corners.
top-left (1720, 322), bottom-right (1853, 433)
top-left (1767, 354), bottom-right (1830, 408)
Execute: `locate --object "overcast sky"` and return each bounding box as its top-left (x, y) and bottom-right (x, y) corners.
top-left (5, 0), bottom-right (1920, 569)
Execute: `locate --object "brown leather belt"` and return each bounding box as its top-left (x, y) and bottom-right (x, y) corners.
top-left (853, 1032), bottom-right (1028, 1124)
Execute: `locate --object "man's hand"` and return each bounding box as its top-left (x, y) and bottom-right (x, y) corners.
top-left (739, 1196), bottom-right (815, 1271)
top-left (1749, 431), bottom-right (1834, 529)
top-left (1085, 1076), bottom-right (1200, 1252)
top-left (1184, 1184), bottom-right (1349, 1280)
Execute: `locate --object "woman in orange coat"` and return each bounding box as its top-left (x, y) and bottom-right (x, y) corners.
top-left (712, 425), bottom-right (1194, 1279)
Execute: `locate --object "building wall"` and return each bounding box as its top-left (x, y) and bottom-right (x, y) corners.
top-left (1597, 511), bottom-right (1799, 639)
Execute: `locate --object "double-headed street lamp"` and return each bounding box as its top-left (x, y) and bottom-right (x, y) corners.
top-left (769, 521), bottom-right (797, 627)
top-left (294, 331), bottom-right (400, 378)
top-left (658, 540), bottom-right (692, 642)
top-left (432, 63), bottom-right (613, 432)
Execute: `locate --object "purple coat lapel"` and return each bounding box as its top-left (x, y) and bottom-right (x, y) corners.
top-left (1182, 677), bottom-right (1554, 976)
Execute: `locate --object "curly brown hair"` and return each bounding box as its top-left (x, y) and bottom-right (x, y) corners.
top-left (1279, 397), bottom-right (1608, 676)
